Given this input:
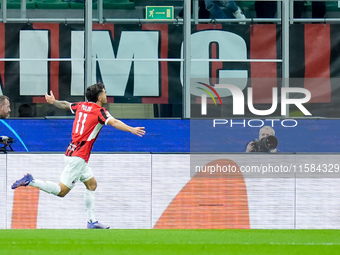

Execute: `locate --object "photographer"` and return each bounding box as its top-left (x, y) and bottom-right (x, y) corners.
top-left (0, 135), bottom-right (11, 144)
top-left (0, 95), bottom-right (11, 119)
top-left (245, 126), bottom-right (278, 153)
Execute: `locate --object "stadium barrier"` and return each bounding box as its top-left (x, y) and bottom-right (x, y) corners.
top-left (2, 153), bottom-right (340, 229)
top-left (3, 0), bottom-right (135, 9)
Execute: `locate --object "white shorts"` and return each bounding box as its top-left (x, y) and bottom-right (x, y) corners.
top-left (60, 156), bottom-right (94, 189)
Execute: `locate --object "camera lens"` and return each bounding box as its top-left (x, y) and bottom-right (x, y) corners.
top-left (263, 135), bottom-right (278, 150)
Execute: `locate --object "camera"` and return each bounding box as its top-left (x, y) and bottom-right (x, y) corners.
top-left (0, 136), bottom-right (13, 144)
top-left (0, 136), bottom-right (14, 152)
top-left (252, 135), bottom-right (278, 152)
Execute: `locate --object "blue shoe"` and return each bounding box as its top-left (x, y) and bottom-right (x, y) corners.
top-left (11, 174), bottom-right (34, 189)
top-left (87, 221), bottom-right (110, 229)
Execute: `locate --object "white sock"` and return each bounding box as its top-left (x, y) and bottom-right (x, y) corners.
top-left (84, 189), bottom-right (96, 223)
top-left (29, 179), bottom-right (61, 196)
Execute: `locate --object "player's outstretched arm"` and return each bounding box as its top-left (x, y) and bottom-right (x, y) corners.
top-left (45, 90), bottom-right (71, 110)
top-left (107, 118), bottom-right (146, 137)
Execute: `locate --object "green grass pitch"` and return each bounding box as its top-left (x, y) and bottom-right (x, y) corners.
top-left (0, 229), bottom-right (339, 255)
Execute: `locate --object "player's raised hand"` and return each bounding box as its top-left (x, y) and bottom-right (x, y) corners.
top-left (45, 90), bottom-right (55, 104)
top-left (132, 127), bottom-right (146, 137)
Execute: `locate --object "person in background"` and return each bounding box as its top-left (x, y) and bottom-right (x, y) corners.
top-left (204, 0), bottom-right (246, 24)
top-left (0, 95), bottom-right (11, 119)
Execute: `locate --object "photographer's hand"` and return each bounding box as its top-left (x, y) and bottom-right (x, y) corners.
top-left (246, 141), bottom-right (255, 153)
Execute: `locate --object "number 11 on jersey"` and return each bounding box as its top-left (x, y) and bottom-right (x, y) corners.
top-left (75, 112), bottom-right (88, 135)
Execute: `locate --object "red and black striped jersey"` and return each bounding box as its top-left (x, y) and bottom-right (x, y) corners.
top-left (65, 102), bottom-right (113, 162)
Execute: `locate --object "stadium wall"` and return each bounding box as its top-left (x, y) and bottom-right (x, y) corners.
top-left (3, 153), bottom-right (340, 229)
top-left (2, 118), bottom-right (340, 153)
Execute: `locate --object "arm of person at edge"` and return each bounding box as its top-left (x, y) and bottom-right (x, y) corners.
top-left (45, 90), bottom-right (146, 137)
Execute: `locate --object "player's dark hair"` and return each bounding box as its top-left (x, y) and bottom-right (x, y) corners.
top-left (86, 83), bottom-right (105, 102)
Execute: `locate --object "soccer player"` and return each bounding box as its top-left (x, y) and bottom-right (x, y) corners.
top-left (11, 83), bottom-right (146, 229)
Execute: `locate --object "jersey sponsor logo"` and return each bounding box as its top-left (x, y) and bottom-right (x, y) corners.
top-left (67, 143), bottom-right (76, 152)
